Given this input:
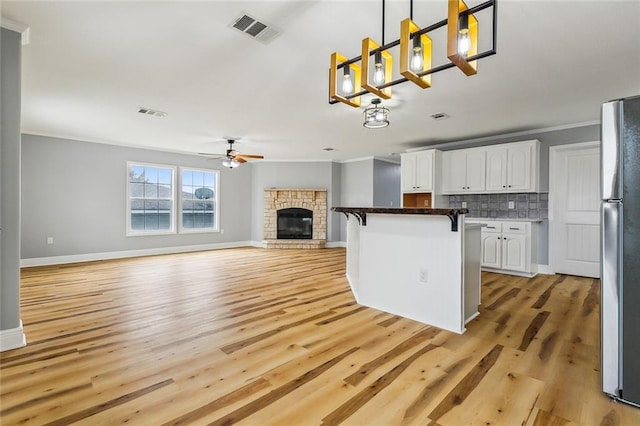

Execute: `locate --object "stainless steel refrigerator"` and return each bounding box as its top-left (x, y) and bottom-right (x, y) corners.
top-left (601, 94), bottom-right (640, 407)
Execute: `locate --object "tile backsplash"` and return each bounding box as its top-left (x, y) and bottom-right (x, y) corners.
top-left (448, 193), bottom-right (548, 219)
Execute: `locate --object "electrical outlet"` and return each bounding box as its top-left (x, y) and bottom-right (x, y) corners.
top-left (461, 201), bottom-right (467, 208)
top-left (508, 201), bottom-right (515, 209)
top-left (419, 269), bottom-right (428, 283)
top-left (47, 237), bottom-right (54, 245)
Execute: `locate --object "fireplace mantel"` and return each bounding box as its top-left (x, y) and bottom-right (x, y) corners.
top-left (263, 188), bottom-right (327, 249)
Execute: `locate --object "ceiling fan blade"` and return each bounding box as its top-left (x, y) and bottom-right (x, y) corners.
top-left (236, 154), bottom-right (264, 159)
top-left (235, 157), bottom-right (247, 163)
top-left (197, 152), bottom-right (226, 158)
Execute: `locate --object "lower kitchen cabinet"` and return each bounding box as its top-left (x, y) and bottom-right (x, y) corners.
top-left (472, 220), bottom-right (537, 276)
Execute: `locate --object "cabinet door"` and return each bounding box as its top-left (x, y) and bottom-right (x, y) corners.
top-left (507, 144), bottom-right (532, 191)
top-left (441, 150), bottom-right (468, 193)
top-left (481, 234), bottom-right (502, 268)
top-left (414, 150), bottom-right (434, 191)
top-left (401, 154), bottom-right (417, 192)
top-left (502, 234), bottom-right (528, 272)
top-left (465, 150), bottom-right (486, 192)
top-left (485, 148), bottom-right (507, 191)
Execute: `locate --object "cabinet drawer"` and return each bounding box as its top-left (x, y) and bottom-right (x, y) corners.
top-left (481, 223), bottom-right (502, 233)
top-left (502, 222), bottom-right (528, 234)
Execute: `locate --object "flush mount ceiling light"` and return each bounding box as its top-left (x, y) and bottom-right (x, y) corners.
top-left (329, 0), bottom-right (497, 112)
top-left (363, 98), bottom-right (389, 129)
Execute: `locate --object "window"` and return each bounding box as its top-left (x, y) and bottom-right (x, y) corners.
top-left (127, 162), bottom-right (176, 235)
top-left (180, 168), bottom-right (219, 232)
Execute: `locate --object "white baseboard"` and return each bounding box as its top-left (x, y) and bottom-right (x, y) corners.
top-left (20, 241), bottom-right (255, 267)
top-left (326, 241), bottom-right (347, 248)
top-left (250, 241), bottom-right (266, 248)
top-left (0, 321), bottom-right (26, 352)
top-left (535, 264), bottom-right (555, 275)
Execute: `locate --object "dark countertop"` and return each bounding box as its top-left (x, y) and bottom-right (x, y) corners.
top-left (331, 207), bottom-right (469, 216)
top-left (331, 207), bottom-right (469, 231)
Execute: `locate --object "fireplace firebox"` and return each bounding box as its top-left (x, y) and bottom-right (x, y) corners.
top-left (277, 208), bottom-right (312, 239)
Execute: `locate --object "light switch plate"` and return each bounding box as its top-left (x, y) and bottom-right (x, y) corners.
top-left (461, 201), bottom-right (467, 208)
top-left (508, 201), bottom-right (515, 209)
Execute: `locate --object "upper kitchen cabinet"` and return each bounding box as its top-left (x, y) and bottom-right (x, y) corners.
top-left (485, 140), bottom-right (540, 193)
top-left (441, 148), bottom-right (486, 194)
top-left (401, 150), bottom-right (447, 208)
top-left (401, 150), bottom-right (435, 192)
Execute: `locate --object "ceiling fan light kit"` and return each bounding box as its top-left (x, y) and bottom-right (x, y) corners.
top-left (329, 0), bottom-right (497, 128)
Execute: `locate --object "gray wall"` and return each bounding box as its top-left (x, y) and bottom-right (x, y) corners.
top-left (373, 159), bottom-right (401, 207)
top-left (1, 28), bottom-right (23, 331)
top-left (250, 161), bottom-right (340, 242)
top-left (21, 134), bottom-right (252, 259)
top-left (337, 158), bottom-right (401, 241)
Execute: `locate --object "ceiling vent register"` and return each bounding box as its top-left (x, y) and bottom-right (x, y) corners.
top-left (230, 13), bottom-right (280, 44)
top-left (137, 107), bottom-right (167, 117)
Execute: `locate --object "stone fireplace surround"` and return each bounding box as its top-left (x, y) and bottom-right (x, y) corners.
top-left (263, 188), bottom-right (327, 249)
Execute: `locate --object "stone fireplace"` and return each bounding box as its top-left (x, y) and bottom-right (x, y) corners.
top-left (263, 188), bottom-right (327, 249)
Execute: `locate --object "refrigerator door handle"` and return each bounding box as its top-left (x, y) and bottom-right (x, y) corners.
top-left (602, 101), bottom-right (622, 200)
top-left (602, 201), bottom-right (622, 397)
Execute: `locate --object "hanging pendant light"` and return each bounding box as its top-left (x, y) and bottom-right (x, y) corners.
top-left (363, 98), bottom-right (389, 129)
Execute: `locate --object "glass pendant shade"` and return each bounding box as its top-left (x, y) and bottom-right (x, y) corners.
top-left (342, 67), bottom-right (354, 94)
top-left (410, 36), bottom-right (424, 71)
top-left (373, 52), bottom-right (385, 85)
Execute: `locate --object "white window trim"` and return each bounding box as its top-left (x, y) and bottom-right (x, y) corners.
top-left (126, 161), bottom-right (177, 237)
top-left (178, 166), bottom-right (220, 234)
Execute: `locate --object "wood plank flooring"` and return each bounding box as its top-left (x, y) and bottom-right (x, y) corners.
top-left (1, 247), bottom-right (639, 425)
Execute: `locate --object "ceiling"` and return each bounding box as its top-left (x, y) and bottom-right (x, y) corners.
top-left (2, 1), bottom-right (639, 162)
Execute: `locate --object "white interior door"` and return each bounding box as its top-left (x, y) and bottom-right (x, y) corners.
top-left (550, 141), bottom-right (601, 277)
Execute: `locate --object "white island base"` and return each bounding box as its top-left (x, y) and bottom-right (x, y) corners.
top-left (337, 209), bottom-right (481, 334)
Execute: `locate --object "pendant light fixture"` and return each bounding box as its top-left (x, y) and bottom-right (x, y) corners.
top-left (329, 0), bottom-right (496, 108)
top-left (363, 98), bottom-right (389, 129)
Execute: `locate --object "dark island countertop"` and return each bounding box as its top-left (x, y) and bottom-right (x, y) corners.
top-left (331, 207), bottom-right (470, 231)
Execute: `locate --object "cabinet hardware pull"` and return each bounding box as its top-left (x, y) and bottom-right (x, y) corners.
top-left (487, 226), bottom-right (496, 229)
top-left (503, 185), bottom-right (506, 188)
top-left (509, 227), bottom-right (519, 230)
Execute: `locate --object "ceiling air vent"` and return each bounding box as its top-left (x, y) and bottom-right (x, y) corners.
top-left (137, 107), bottom-right (167, 118)
top-left (230, 13), bottom-right (280, 44)
top-left (430, 112), bottom-right (450, 121)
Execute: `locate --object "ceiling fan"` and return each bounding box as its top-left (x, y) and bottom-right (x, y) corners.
top-left (199, 139), bottom-right (264, 168)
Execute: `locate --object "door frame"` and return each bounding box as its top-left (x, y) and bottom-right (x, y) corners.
top-left (548, 140), bottom-right (600, 275)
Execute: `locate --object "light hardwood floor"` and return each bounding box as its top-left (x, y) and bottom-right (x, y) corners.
top-left (1, 247), bottom-right (639, 425)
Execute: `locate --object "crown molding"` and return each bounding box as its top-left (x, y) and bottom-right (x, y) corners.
top-left (1, 18), bottom-right (30, 45)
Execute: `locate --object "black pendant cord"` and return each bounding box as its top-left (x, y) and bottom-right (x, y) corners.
top-left (410, 0), bottom-right (413, 21)
top-left (382, 0), bottom-right (386, 45)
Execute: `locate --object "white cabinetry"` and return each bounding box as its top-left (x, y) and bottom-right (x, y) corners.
top-left (401, 150), bottom-right (446, 208)
top-left (472, 220), bottom-right (537, 276)
top-left (441, 148), bottom-right (486, 194)
top-left (485, 140), bottom-right (540, 192)
top-left (401, 150), bottom-right (434, 192)
top-left (442, 140), bottom-right (540, 195)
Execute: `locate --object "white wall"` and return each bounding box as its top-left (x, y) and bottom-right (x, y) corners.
top-left (21, 134), bottom-right (252, 260)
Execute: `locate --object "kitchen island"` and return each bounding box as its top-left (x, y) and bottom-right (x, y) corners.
top-left (332, 207), bottom-right (481, 334)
